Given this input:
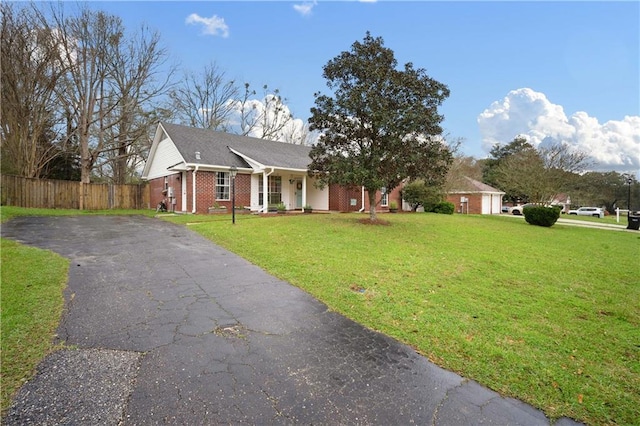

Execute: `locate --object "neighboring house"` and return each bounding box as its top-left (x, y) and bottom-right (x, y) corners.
top-left (549, 193), bottom-right (571, 213)
top-left (445, 177), bottom-right (505, 215)
top-left (142, 122), bottom-right (400, 214)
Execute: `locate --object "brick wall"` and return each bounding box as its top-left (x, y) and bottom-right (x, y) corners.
top-left (152, 172), bottom-right (405, 214)
top-left (150, 171), bottom-right (251, 214)
top-left (446, 193), bottom-right (483, 214)
top-left (329, 184), bottom-right (362, 211)
top-left (329, 184), bottom-right (404, 212)
top-left (150, 173), bottom-right (181, 212)
top-left (192, 171), bottom-right (251, 214)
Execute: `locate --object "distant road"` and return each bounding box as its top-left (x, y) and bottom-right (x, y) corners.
top-left (502, 214), bottom-right (631, 231)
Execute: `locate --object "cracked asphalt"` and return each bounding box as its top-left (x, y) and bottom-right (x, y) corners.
top-left (2, 215), bottom-right (583, 425)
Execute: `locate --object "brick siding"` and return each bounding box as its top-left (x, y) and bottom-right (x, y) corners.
top-left (151, 172), bottom-right (404, 214)
top-left (150, 171), bottom-right (251, 214)
top-left (329, 184), bottom-right (404, 212)
top-left (446, 193), bottom-right (483, 214)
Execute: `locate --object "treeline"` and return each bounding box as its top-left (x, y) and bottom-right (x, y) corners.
top-left (1, 2), bottom-right (309, 184)
top-left (460, 137), bottom-right (638, 213)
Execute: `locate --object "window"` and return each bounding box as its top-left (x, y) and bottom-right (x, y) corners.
top-left (259, 176), bottom-right (282, 205)
top-left (216, 172), bottom-right (230, 200)
top-left (381, 187), bottom-right (388, 207)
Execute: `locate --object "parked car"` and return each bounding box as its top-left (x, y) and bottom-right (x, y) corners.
top-left (567, 207), bottom-right (604, 218)
top-left (509, 204), bottom-right (536, 215)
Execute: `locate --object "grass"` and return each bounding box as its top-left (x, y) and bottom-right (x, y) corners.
top-left (164, 212), bottom-right (639, 425)
top-left (505, 212), bottom-right (627, 226)
top-left (0, 205), bottom-right (156, 223)
top-left (0, 206), bottom-right (153, 413)
top-left (0, 239), bottom-right (69, 412)
top-left (1, 207), bottom-right (638, 423)
top-left (560, 213), bottom-right (630, 225)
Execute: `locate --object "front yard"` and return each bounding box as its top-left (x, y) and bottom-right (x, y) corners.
top-left (167, 212), bottom-right (639, 425)
top-left (2, 207), bottom-right (638, 424)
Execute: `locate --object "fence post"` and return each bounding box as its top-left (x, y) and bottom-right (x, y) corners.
top-left (79, 182), bottom-right (83, 210)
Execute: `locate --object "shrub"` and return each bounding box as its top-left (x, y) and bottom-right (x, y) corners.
top-left (433, 201), bottom-right (455, 215)
top-left (402, 180), bottom-right (443, 212)
top-left (523, 205), bottom-right (561, 227)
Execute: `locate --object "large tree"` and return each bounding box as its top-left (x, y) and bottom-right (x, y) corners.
top-left (91, 24), bottom-right (173, 184)
top-left (0, 3), bottom-right (67, 178)
top-left (570, 171), bottom-right (639, 213)
top-left (169, 61), bottom-right (238, 131)
top-left (442, 136), bottom-right (483, 193)
top-left (493, 139), bottom-right (590, 205)
top-left (481, 136), bottom-right (535, 203)
top-left (308, 33), bottom-right (452, 221)
top-left (42, 4), bottom-right (171, 186)
top-left (234, 83), bottom-right (296, 141)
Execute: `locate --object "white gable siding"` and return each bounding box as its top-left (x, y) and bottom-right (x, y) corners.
top-left (146, 137), bottom-right (185, 180)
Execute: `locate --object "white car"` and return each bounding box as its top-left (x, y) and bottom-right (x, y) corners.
top-left (509, 204), bottom-right (536, 215)
top-left (567, 207), bottom-right (604, 218)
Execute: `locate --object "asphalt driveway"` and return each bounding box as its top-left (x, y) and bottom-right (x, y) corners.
top-left (2, 215), bottom-right (582, 425)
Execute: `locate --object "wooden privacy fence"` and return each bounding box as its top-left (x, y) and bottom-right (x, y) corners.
top-left (1, 175), bottom-right (150, 210)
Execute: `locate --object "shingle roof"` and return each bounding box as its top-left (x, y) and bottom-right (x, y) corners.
top-left (452, 177), bottom-right (504, 193)
top-left (161, 122), bottom-right (312, 170)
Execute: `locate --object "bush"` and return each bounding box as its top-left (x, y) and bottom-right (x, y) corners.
top-left (402, 180), bottom-right (443, 212)
top-left (433, 201), bottom-right (455, 215)
top-left (523, 205), bottom-right (561, 227)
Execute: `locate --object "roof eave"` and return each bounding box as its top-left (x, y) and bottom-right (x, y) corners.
top-left (448, 190), bottom-right (506, 195)
top-left (184, 163), bottom-right (253, 173)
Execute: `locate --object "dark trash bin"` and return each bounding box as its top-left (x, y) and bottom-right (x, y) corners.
top-left (627, 215), bottom-right (640, 230)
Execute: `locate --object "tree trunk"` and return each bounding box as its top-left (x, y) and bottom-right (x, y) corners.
top-left (80, 126), bottom-right (92, 184)
top-left (367, 189), bottom-right (377, 221)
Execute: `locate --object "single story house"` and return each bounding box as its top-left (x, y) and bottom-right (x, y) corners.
top-left (549, 193), bottom-right (571, 213)
top-left (142, 122), bottom-right (402, 214)
top-left (445, 177), bottom-right (505, 214)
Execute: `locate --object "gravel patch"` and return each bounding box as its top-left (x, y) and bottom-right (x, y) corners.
top-left (4, 348), bottom-right (142, 425)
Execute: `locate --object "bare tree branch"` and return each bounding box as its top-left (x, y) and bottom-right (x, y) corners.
top-left (1, 3), bottom-right (68, 178)
top-left (170, 61), bottom-right (238, 131)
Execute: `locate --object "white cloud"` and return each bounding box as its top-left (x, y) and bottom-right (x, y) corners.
top-left (293, 1), bottom-right (317, 17)
top-left (478, 88), bottom-right (640, 173)
top-left (185, 13), bottom-right (229, 38)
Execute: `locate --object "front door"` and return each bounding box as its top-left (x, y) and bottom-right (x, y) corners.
top-left (295, 180), bottom-right (303, 209)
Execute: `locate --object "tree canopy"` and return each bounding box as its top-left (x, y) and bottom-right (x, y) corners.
top-left (483, 136), bottom-right (591, 205)
top-left (570, 172), bottom-right (639, 213)
top-left (308, 32), bottom-right (452, 221)
top-left (481, 136), bottom-right (535, 203)
top-left (1, 2), bottom-right (305, 185)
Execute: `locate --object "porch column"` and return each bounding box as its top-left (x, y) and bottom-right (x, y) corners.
top-left (192, 167), bottom-right (198, 213)
top-left (302, 176), bottom-right (307, 208)
top-left (263, 171), bottom-right (269, 212)
top-left (181, 172), bottom-right (187, 212)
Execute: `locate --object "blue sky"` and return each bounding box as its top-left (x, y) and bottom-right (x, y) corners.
top-left (91, 1), bottom-right (639, 173)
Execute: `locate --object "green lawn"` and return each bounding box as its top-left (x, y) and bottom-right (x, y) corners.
top-left (1, 207), bottom-right (638, 424)
top-left (560, 213), bottom-right (631, 226)
top-left (0, 206), bottom-right (153, 413)
top-left (165, 212), bottom-right (639, 425)
top-left (0, 206), bottom-right (157, 223)
top-left (0, 239), bottom-right (69, 412)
